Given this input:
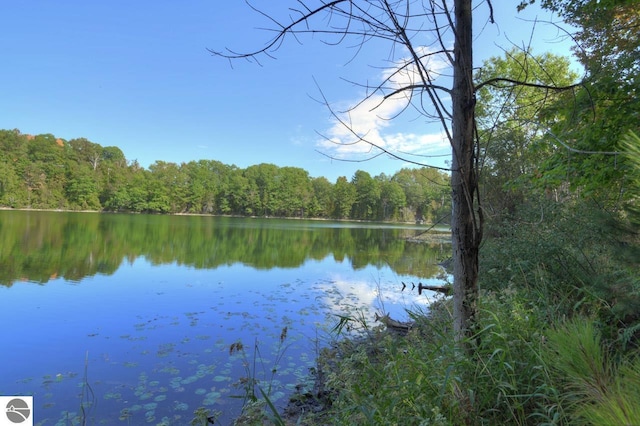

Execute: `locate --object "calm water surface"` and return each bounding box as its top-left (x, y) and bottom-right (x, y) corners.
top-left (0, 211), bottom-right (450, 425)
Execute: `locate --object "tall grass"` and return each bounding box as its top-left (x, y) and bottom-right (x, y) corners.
top-left (295, 235), bottom-right (639, 424)
top-left (227, 327), bottom-right (290, 425)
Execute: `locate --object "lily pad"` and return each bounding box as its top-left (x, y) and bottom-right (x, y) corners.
top-left (173, 401), bottom-right (189, 411)
top-left (143, 402), bottom-right (158, 411)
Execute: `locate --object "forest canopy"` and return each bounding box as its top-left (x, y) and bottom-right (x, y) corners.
top-left (0, 128), bottom-right (450, 223)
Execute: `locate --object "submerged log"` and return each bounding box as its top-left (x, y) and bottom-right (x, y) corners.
top-left (374, 313), bottom-right (415, 334)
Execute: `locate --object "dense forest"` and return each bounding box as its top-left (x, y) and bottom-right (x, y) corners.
top-left (0, 129), bottom-right (450, 223)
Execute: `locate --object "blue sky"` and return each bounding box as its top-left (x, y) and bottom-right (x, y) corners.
top-left (1, 1), bottom-right (577, 182)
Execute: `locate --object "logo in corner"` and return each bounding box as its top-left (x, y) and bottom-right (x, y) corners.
top-left (2, 397), bottom-right (32, 425)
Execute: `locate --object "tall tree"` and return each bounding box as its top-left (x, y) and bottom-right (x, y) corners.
top-left (333, 176), bottom-right (356, 219)
top-left (212, 0), bottom-right (579, 343)
top-left (310, 176), bottom-right (334, 218)
top-left (351, 170), bottom-right (380, 220)
top-left (521, 0), bottom-right (639, 206)
top-left (476, 49), bottom-right (579, 216)
top-left (377, 174), bottom-right (406, 220)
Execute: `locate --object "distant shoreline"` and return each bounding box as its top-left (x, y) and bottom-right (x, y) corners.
top-left (0, 206), bottom-right (451, 231)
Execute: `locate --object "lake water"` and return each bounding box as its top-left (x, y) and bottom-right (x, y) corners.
top-left (0, 211), bottom-right (450, 425)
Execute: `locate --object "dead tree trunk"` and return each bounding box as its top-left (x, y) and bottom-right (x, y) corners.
top-left (451, 0), bottom-right (481, 345)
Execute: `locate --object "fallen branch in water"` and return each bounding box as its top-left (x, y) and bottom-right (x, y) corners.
top-left (418, 283), bottom-right (452, 296)
top-left (374, 313), bottom-right (415, 334)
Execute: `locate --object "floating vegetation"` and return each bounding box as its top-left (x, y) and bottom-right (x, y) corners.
top-left (170, 376), bottom-right (183, 387)
top-left (180, 375), bottom-right (198, 385)
top-left (184, 311), bottom-right (201, 326)
top-left (154, 394), bottom-right (167, 402)
top-left (203, 391), bottom-right (221, 406)
top-left (143, 402), bottom-right (158, 411)
top-left (138, 391), bottom-right (153, 400)
top-left (196, 363), bottom-right (215, 377)
top-left (157, 343), bottom-right (175, 357)
top-left (156, 417), bottom-right (172, 426)
top-left (104, 392), bottom-right (121, 400)
top-left (119, 408), bottom-right (132, 421)
top-left (159, 365), bottom-right (180, 375)
top-left (173, 401), bottom-right (189, 411)
top-left (195, 388), bottom-right (207, 395)
top-left (123, 361), bottom-right (138, 368)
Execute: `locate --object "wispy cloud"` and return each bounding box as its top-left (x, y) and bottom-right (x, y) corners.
top-left (316, 46), bottom-right (451, 159)
top-left (314, 273), bottom-right (432, 324)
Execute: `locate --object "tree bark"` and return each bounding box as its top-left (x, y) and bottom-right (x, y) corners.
top-left (451, 0), bottom-right (481, 345)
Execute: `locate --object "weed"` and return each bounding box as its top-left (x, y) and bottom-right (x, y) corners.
top-left (196, 326), bottom-right (290, 425)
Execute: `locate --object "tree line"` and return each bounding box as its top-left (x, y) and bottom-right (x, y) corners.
top-left (0, 129), bottom-right (450, 222)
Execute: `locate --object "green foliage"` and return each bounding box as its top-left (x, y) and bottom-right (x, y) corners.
top-left (481, 198), bottom-right (640, 347)
top-left (352, 170), bottom-right (381, 220)
top-left (475, 49), bottom-right (579, 217)
top-left (300, 293), bottom-right (562, 425)
top-left (526, 0), bottom-right (640, 207)
top-left (543, 318), bottom-right (640, 425)
top-left (0, 128), bottom-right (450, 222)
top-left (299, 277), bottom-right (639, 425)
top-left (620, 130), bottom-right (640, 225)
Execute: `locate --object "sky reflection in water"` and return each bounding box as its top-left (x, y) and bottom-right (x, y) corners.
top-left (0, 215), bottom-right (449, 425)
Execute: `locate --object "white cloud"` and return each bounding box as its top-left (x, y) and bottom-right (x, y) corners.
top-left (314, 273), bottom-right (436, 326)
top-left (316, 45), bottom-right (452, 159)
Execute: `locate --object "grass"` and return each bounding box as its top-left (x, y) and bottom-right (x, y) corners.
top-left (284, 293), bottom-right (638, 425)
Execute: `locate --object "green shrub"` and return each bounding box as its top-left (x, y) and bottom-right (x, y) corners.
top-left (542, 318), bottom-right (640, 425)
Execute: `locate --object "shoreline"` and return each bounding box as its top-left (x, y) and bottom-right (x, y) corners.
top-left (0, 206), bottom-right (451, 231)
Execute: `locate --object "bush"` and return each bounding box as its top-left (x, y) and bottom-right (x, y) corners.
top-left (480, 198), bottom-right (640, 348)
